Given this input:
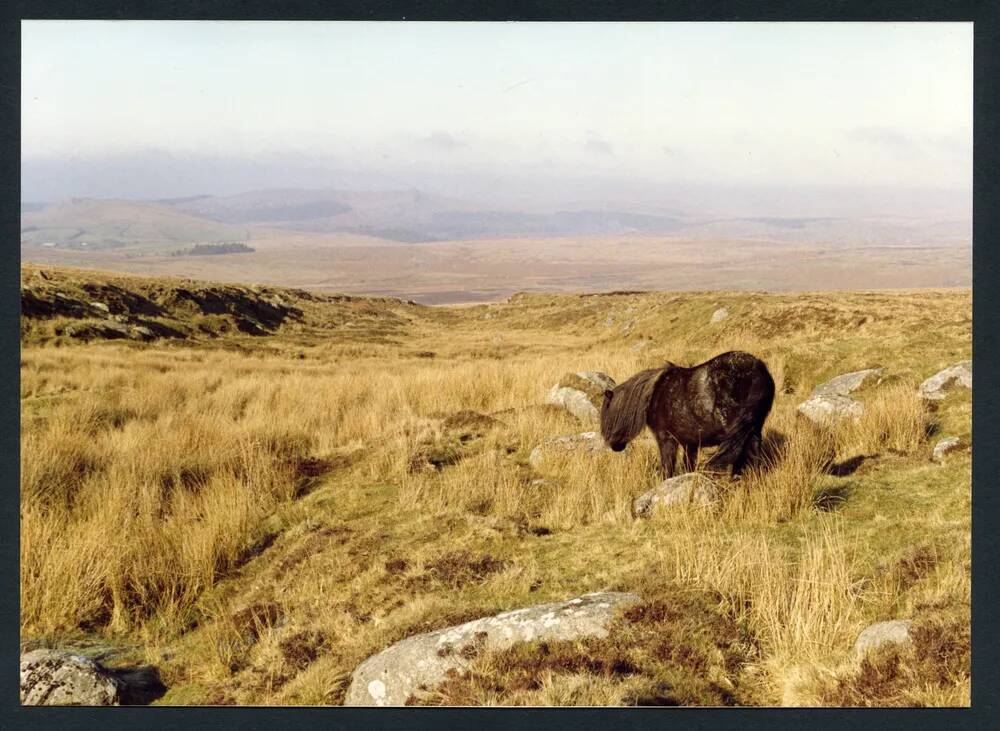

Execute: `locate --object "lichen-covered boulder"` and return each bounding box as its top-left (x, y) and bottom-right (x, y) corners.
top-left (811, 367), bottom-right (884, 398)
top-left (796, 394), bottom-right (863, 426)
top-left (853, 620), bottom-right (913, 656)
top-left (919, 361), bottom-right (972, 400)
top-left (710, 307), bottom-right (729, 324)
top-left (20, 649), bottom-right (123, 706)
top-left (528, 431), bottom-right (610, 468)
top-left (344, 591), bottom-right (640, 706)
top-left (932, 436), bottom-right (968, 463)
top-left (633, 473), bottom-right (719, 517)
top-left (545, 371), bottom-right (616, 422)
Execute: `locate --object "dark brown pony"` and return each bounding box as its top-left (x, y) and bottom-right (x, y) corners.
top-left (600, 351), bottom-right (775, 478)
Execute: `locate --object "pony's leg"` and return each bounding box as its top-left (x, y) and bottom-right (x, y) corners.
top-left (658, 437), bottom-right (678, 479)
top-left (731, 432), bottom-right (762, 477)
top-left (683, 443), bottom-right (698, 473)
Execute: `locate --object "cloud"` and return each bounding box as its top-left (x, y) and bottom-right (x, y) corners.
top-left (844, 126), bottom-right (971, 165)
top-left (503, 78), bottom-right (534, 93)
top-left (921, 131), bottom-right (972, 159)
top-left (727, 131), bottom-right (762, 146)
top-left (584, 137), bottom-right (614, 156)
top-left (418, 131), bottom-right (466, 151)
top-left (844, 126), bottom-right (919, 151)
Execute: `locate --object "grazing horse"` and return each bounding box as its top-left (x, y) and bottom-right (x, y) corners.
top-left (600, 351), bottom-right (775, 478)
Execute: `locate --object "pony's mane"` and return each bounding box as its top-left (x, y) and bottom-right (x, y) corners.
top-left (601, 366), bottom-right (667, 444)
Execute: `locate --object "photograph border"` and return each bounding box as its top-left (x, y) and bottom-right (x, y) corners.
top-left (2, 1), bottom-right (996, 729)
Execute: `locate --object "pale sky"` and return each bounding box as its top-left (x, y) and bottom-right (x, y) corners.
top-left (22, 21), bottom-right (972, 195)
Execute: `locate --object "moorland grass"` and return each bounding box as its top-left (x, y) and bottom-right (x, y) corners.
top-left (20, 267), bottom-right (971, 706)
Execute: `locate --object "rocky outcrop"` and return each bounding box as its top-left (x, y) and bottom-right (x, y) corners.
top-left (919, 361), bottom-right (972, 400)
top-left (343, 591), bottom-right (640, 706)
top-left (21, 271), bottom-right (309, 342)
top-left (710, 307), bottom-right (729, 324)
top-left (545, 371), bottom-right (617, 422)
top-left (796, 394), bottom-right (864, 426)
top-left (528, 432), bottom-right (610, 468)
top-left (633, 473), bottom-right (719, 517)
top-left (853, 620), bottom-right (913, 656)
top-left (53, 319), bottom-right (186, 342)
top-left (811, 368), bottom-right (884, 398)
top-left (932, 436), bottom-right (968, 463)
top-left (20, 649), bottom-right (123, 706)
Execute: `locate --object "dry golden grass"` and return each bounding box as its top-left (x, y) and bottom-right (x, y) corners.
top-left (19, 267), bottom-right (971, 707)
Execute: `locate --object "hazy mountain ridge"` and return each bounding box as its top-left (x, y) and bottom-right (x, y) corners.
top-left (20, 187), bottom-right (972, 249)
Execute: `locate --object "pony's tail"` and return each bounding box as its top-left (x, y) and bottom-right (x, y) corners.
top-left (705, 411), bottom-right (760, 471)
top-left (707, 365), bottom-right (775, 472)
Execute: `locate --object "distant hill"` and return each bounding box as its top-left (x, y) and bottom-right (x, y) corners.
top-left (168, 188), bottom-right (490, 241)
top-left (162, 188), bottom-right (696, 241)
top-left (171, 189), bottom-right (354, 224)
top-left (20, 198), bottom-right (248, 251)
top-left (21, 188), bottom-right (972, 251)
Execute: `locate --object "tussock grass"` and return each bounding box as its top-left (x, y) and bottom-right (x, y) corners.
top-left (20, 269), bottom-right (970, 707)
top-left (834, 382), bottom-right (927, 457)
top-left (656, 524), bottom-right (860, 691)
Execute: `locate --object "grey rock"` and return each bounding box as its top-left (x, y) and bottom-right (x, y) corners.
top-left (710, 307), bottom-right (729, 324)
top-left (528, 432), bottom-right (610, 468)
top-left (344, 591), bottom-right (640, 706)
top-left (633, 473), bottom-right (719, 517)
top-left (546, 387), bottom-right (599, 421)
top-left (812, 368), bottom-right (884, 398)
top-left (88, 301), bottom-right (110, 313)
top-left (577, 371), bottom-right (617, 392)
top-left (545, 371), bottom-right (616, 423)
top-left (919, 361), bottom-right (972, 400)
top-left (20, 649), bottom-right (123, 706)
top-left (853, 620), bottom-right (913, 656)
top-left (796, 394), bottom-right (864, 426)
top-left (932, 436), bottom-right (968, 463)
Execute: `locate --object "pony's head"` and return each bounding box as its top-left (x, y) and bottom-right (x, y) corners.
top-left (600, 368), bottom-right (664, 452)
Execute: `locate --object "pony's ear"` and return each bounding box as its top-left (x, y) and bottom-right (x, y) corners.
top-left (604, 389), bottom-right (614, 402)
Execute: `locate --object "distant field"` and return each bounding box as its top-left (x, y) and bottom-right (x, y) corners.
top-left (23, 233), bottom-right (971, 305)
top-left (21, 191), bottom-right (970, 303)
